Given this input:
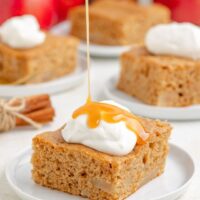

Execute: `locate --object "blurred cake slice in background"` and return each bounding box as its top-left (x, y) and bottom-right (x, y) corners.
top-left (0, 15), bottom-right (79, 84)
top-left (118, 23), bottom-right (200, 107)
top-left (69, 0), bottom-right (170, 45)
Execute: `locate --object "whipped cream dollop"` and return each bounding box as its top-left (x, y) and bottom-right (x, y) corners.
top-left (145, 23), bottom-right (200, 60)
top-left (62, 101), bottom-right (137, 156)
top-left (0, 15), bottom-right (46, 48)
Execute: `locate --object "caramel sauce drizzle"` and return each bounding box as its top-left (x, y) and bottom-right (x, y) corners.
top-left (73, 100), bottom-right (148, 144)
top-left (72, 0), bottom-right (149, 145)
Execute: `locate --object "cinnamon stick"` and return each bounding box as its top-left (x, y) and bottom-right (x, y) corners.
top-left (11, 94), bottom-right (55, 127)
top-left (10, 94), bottom-right (51, 114)
top-left (16, 107), bottom-right (55, 126)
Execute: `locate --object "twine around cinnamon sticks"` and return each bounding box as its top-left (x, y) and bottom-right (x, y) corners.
top-left (0, 94), bottom-right (55, 132)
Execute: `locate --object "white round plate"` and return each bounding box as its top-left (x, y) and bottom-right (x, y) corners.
top-left (6, 143), bottom-right (195, 200)
top-left (51, 21), bottom-right (132, 57)
top-left (104, 76), bottom-right (200, 120)
top-left (0, 55), bottom-right (87, 97)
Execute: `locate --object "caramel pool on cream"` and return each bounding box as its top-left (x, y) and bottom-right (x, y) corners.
top-left (72, 99), bottom-right (149, 145)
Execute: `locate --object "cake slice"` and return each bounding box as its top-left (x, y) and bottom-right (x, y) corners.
top-left (118, 46), bottom-right (200, 107)
top-left (32, 117), bottom-right (171, 200)
top-left (0, 34), bottom-right (79, 84)
top-left (69, 0), bottom-right (170, 45)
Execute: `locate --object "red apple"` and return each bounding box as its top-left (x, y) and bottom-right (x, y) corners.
top-left (55, 0), bottom-right (85, 22)
top-left (0, 0), bottom-right (13, 24)
top-left (0, 0), bottom-right (57, 29)
top-left (155, 0), bottom-right (200, 25)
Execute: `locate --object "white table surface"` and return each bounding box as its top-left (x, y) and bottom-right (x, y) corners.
top-left (0, 57), bottom-right (200, 200)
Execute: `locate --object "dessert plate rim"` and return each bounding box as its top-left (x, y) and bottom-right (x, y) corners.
top-left (104, 75), bottom-right (200, 121)
top-left (51, 21), bottom-right (132, 57)
top-left (0, 54), bottom-right (87, 97)
top-left (5, 143), bottom-right (195, 200)
top-left (79, 42), bottom-right (132, 57)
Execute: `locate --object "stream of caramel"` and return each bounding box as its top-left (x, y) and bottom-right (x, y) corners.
top-left (72, 0), bottom-right (149, 144)
top-left (85, 0), bottom-right (91, 100)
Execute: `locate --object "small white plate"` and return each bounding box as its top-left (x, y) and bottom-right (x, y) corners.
top-left (104, 76), bottom-right (200, 120)
top-left (51, 21), bottom-right (132, 57)
top-left (6, 143), bottom-right (195, 200)
top-left (0, 55), bottom-right (87, 97)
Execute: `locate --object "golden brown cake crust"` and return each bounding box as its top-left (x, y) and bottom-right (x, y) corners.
top-left (69, 0), bottom-right (170, 45)
top-left (32, 117), bottom-right (171, 200)
top-left (0, 33), bottom-right (79, 84)
top-left (0, 33), bottom-right (78, 58)
top-left (118, 46), bottom-right (200, 107)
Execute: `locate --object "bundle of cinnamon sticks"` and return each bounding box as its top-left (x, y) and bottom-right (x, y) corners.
top-left (10, 94), bottom-right (55, 126)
